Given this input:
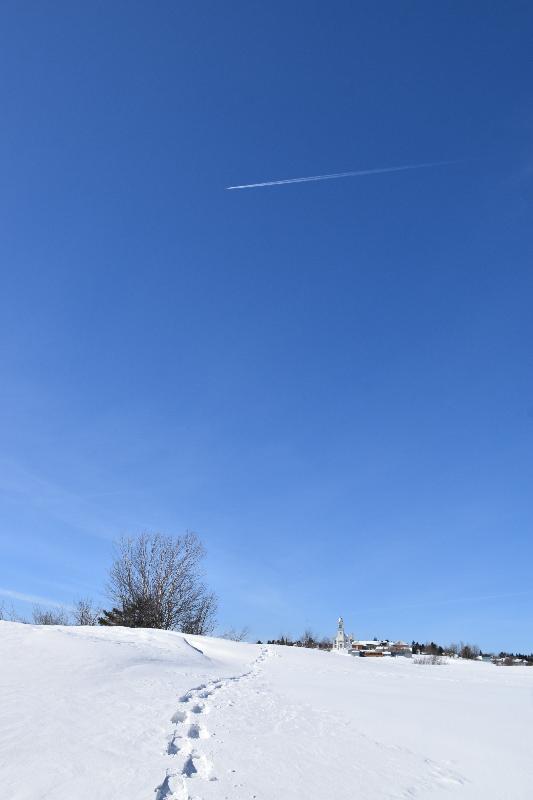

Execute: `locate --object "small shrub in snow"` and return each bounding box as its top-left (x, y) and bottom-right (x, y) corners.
top-left (2, 603), bottom-right (28, 623)
top-left (32, 606), bottom-right (69, 625)
top-left (72, 599), bottom-right (100, 626)
top-left (413, 655), bottom-right (445, 665)
top-left (220, 626), bottom-right (250, 642)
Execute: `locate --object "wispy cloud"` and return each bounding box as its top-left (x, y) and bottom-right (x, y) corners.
top-left (226, 159), bottom-right (460, 190)
top-left (0, 587), bottom-right (74, 611)
top-left (0, 458), bottom-right (118, 540)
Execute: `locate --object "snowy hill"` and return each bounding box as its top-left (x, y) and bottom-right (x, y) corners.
top-left (0, 622), bottom-right (531, 799)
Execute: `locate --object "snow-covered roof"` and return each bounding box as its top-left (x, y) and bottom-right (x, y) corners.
top-left (354, 640), bottom-right (387, 646)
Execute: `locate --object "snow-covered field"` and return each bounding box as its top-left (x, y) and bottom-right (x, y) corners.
top-left (0, 622), bottom-right (531, 799)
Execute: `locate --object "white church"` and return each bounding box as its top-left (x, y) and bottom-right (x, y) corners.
top-left (333, 616), bottom-right (352, 651)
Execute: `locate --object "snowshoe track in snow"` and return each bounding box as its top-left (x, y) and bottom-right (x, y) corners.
top-left (155, 646), bottom-right (268, 799)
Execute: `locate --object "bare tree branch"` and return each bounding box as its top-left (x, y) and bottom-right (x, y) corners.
top-left (72, 598), bottom-right (100, 626)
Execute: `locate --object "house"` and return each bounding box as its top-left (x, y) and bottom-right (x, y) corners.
top-left (390, 641), bottom-right (412, 657)
top-left (355, 644), bottom-right (392, 657)
top-left (350, 639), bottom-right (406, 657)
top-left (351, 639), bottom-right (382, 652)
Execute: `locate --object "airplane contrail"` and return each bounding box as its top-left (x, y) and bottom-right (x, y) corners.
top-left (226, 159), bottom-right (459, 190)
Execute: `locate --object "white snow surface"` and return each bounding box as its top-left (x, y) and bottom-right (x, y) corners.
top-left (1, 622), bottom-right (531, 799)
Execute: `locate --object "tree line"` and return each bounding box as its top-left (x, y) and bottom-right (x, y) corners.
top-left (264, 630), bottom-right (331, 649)
top-left (410, 641), bottom-right (483, 659)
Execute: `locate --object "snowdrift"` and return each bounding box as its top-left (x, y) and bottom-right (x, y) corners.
top-left (0, 621), bottom-right (531, 799)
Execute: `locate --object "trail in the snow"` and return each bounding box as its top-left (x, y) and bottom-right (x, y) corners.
top-left (176, 647), bottom-right (468, 800)
top-left (155, 646), bottom-right (269, 800)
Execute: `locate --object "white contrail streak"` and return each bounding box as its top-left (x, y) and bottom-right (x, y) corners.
top-left (0, 587), bottom-right (75, 611)
top-left (226, 159), bottom-right (458, 190)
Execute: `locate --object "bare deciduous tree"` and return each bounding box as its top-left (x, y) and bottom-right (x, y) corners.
top-left (72, 598), bottom-right (100, 626)
top-left (459, 642), bottom-right (480, 660)
top-left (220, 626), bottom-right (250, 642)
top-left (101, 531), bottom-right (217, 634)
top-left (5, 603), bottom-right (27, 623)
top-left (445, 642), bottom-right (459, 656)
top-left (32, 605), bottom-right (69, 625)
top-left (300, 629), bottom-right (318, 648)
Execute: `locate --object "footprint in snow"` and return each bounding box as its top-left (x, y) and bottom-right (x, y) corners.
top-left (186, 723), bottom-right (209, 740)
top-left (182, 751), bottom-right (214, 780)
top-left (167, 734), bottom-right (181, 755)
top-left (155, 771), bottom-right (189, 800)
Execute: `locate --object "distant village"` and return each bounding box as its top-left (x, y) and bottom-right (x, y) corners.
top-left (331, 617), bottom-right (412, 657)
top-left (265, 617), bottom-right (533, 666)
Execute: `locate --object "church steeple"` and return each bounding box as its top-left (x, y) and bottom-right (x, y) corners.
top-left (334, 616), bottom-right (349, 650)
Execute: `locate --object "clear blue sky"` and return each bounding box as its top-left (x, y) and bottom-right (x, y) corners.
top-left (1, 2), bottom-right (532, 652)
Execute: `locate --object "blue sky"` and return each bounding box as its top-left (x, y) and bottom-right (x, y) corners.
top-left (1, 2), bottom-right (532, 651)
